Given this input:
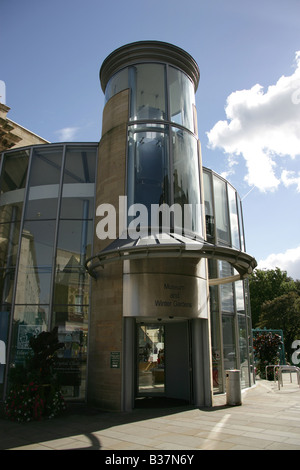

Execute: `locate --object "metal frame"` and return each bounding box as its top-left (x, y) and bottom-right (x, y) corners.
top-left (0, 142), bottom-right (98, 401)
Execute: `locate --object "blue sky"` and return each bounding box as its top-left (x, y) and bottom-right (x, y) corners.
top-left (1, 0), bottom-right (300, 278)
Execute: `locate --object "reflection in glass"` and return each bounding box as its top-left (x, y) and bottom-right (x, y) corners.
top-left (222, 315), bottom-right (237, 371)
top-left (29, 147), bottom-right (62, 186)
top-left (105, 68), bottom-right (129, 103)
top-left (213, 176), bottom-right (230, 243)
top-left (0, 150), bottom-right (29, 193)
top-left (25, 195), bottom-right (58, 220)
top-left (129, 64), bottom-right (166, 121)
top-left (219, 262), bottom-right (234, 313)
top-left (210, 281), bottom-right (223, 393)
top-left (63, 147), bottom-right (96, 184)
top-left (237, 196), bottom-right (245, 252)
top-left (10, 305), bottom-right (48, 367)
top-left (0, 220), bottom-right (20, 270)
top-left (203, 171), bottom-right (214, 238)
top-left (15, 220), bottom-right (55, 305)
top-left (137, 324), bottom-right (165, 395)
top-left (53, 306), bottom-right (88, 399)
top-left (172, 128), bottom-right (201, 235)
top-left (228, 185), bottom-right (240, 249)
top-left (238, 314), bottom-right (250, 387)
top-left (54, 219), bottom-right (92, 305)
top-left (128, 128), bottom-right (169, 228)
top-left (169, 67), bottom-right (195, 132)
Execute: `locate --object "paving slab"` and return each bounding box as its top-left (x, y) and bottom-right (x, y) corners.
top-left (1, 376), bottom-right (300, 451)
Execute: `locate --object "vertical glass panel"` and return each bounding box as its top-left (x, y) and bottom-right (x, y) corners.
top-left (210, 287), bottom-right (222, 392)
top-left (213, 176), bottom-right (230, 243)
top-left (28, 147), bottom-right (62, 186)
top-left (54, 219), bottom-right (92, 305)
top-left (105, 68), bottom-right (129, 103)
top-left (53, 305), bottom-right (88, 400)
top-left (25, 195), bottom-right (59, 220)
top-left (60, 197), bottom-right (94, 220)
top-left (137, 323), bottom-right (165, 395)
top-left (235, 280), bottom-right (245, 313)
top-left (0, 149), bottom-right (29, 193)
top-left (172, 128), bottom-right (202, 235)
top-left (219, 262), bottom-right (234, 313)
top-left (238, 314), bottom-right (250, 387)
top-left (15, 220), bottom-right (55, 305)
top-left (203, 171), bottom-right (214, 239)
top-left (24, 147), bottom-right (62, 220)
top-left (63, 146), bottom-right (96, 184)
top-left (222, 314), bottom-right (237, 370)
top-left (0, 219), bottom-right (20, 307)
top-left (129, 64), bottom-right (166, 121)
top-left (0, 219), bottom-right (20, 270)
top-left (10, 305), bottom-right (48, 366)
top-left (128, 127), bottom-right (169, 229)
top-left (237, 196), bottom-right (245, 252)
top-left (60, 146), bottom-right (96, 219)
top-left (228, 185), bottom-right (240, 249)
top-left (169, 67), bottom-right (195, 132)
top-left (0, 309), bottom-right (10, 396)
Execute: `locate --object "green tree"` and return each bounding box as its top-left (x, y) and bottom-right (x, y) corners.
top-left (249, 268), bottom-right (296, 327)
top-left (257, 291), bottom-right (300, 360)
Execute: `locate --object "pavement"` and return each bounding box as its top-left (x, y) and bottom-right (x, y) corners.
top-left (1, 374), bottom-right (300, 451)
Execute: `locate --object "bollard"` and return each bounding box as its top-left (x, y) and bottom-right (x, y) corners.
top-left (226, 369), bottom-right (242, 406)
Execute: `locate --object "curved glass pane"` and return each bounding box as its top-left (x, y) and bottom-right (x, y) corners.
top-left (238, 314), bottom-right (250, 387)
top-left (228, 185), bottom-right (240, 249)
top-left (203, 171), bottom-right (214, 239)
top-left (172, 127), bottom-right (202, 235)
top-left (129, 64), bottom-right (166, 121)
top-left (213, 176), bottom-right (230, 244)
top-left (222, 314), bottom-right (237, 370)
top-left (0, 149), bottom-right (29, 194)
top-left (54, 219), bottom-right (92, 305)
top-left (24, 147), bottom-right (63, 220)
top-left (127, 126), bottom-right (169, 230)
top-left (169, 67), bottom-right (195, 132)
top-left (105, 68), bottom-right (129, 103)
top-left (15, 220), bottom-right (56, 305)
top-left (63, 146), bottom-right (96, 184)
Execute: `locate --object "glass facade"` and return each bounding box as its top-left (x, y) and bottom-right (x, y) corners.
top-left (0, 143), bottom-right (97, 400)
top-left (0, 43), bottom-right (255, 406)
top-left (106, 62), bottom-right (202, 236)
top-left (203, 168), bottom-right (254, 392)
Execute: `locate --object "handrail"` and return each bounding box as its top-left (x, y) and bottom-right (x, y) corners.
top-left (264, 364), bottom-right (300, 390)
top-left (274, 365), bottom-right (300, 390)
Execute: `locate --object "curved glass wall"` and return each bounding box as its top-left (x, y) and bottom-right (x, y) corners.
top-left (105, 63), bottom-right (196, 134)
top-left (105, 62), bottom-right (201, 236)
top-left (0, 143), bottom-right (97, 401)
top-left (203, 168), bottom-right (253, 392)
top-left (203, 168), bottom-right (245, 250)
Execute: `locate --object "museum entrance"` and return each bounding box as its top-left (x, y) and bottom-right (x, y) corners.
top-left (136, 320), bottom-right (191, 404)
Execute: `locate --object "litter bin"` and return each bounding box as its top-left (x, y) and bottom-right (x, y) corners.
top-left (226, 369), bottom-right (242, 406)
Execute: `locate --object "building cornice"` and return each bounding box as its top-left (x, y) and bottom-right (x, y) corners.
top-left (100, 40), bottom-right (200, 93)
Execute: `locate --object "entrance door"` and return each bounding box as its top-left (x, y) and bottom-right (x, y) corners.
top-left (136, 321), bottom-right (190, 402)
top-left (137, 323), bottom-right (165, 395)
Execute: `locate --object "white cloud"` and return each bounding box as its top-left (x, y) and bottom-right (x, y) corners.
top-left (55, 126), bottom-right (80, 142)
top-left (207, 51), bottom-right (300, 192)
top-left (281, 169), bottom-right (300, 192)
top-left (257, 245), bottom-right (300, 280)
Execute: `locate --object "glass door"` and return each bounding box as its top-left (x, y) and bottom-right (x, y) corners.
top-left (137, 323), bottom-right (165, 395)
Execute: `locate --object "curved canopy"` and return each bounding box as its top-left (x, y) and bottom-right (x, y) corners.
top-left (85, 231), bottom-right (257, 285)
